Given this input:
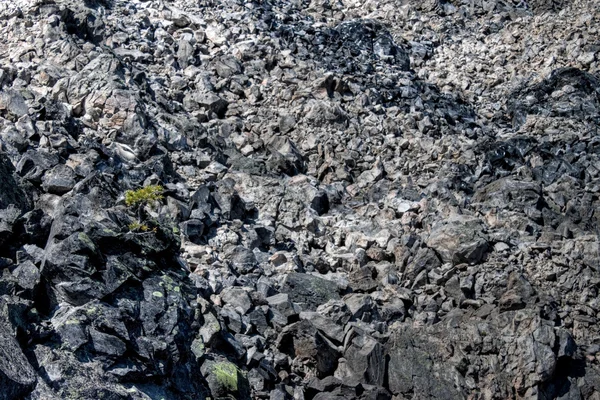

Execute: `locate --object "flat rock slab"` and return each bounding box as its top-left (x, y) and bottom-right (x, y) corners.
top-left (281, 273), bottom-right (340, 311)
top-left (386, 327), bottom-right (463, 399)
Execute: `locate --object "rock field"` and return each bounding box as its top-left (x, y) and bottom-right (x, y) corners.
top-left (0, 0), bottom-right (599, 398)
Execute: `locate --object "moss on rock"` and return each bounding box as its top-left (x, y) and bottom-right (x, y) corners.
top-left (212, 362), bottom-right (239, 392)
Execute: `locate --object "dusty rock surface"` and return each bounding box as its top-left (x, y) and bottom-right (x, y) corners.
top-left (0, 0), bottom-right (599, 398)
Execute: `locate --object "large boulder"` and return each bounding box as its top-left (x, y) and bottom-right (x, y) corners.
top-left (281, 273), bottom-right (340, 311)
top-left (0, 152), bottom-right (29, 212)
top-left (386, 327), bottom-right (464, 399)
top-left (427, 216), bottom-right (489, 265)
top-left (277, 320), bottom-right (341, 377)
top-left (335, 331), bottom-right (385, 387)
top-left (0, 301), bottom-right (36, 400)
top-left (201, 358), bottom-right (250, 400)
top-left (473, 178), bottom-right (542, 211)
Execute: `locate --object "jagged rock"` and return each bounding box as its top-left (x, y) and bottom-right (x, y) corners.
top-left (427, 216), bottom-right (489, 265)
top-left (0, 205), bottom-right (20, 245)
top-left (180, 219), bottom-right (204, 244)
top-left (0, 301), bottom-right (36, 400)
top-left (498, 272), bottom-right (535, 311)
top-left (267, 136), bottom-right (305, 176)
top-left (276, 320), bottom-right (341, 377)
top-left (0, 0), bottom-right (599, 398)
top-left (310, 190), bottom-right (330, 216)
top-left (473, 178), bottom-right (542, 211)
top-left (267, 293), bottom-right (299, 320)
top-left (0, 153), bottom-right (29, 212)
top-left (12, 260), bottom-right (40, 291)
top-left (0, 90), bottom-right (28, 119)
top-left (223, 245), bottom-right (258, 274)
top-left (278, 114), bottom-right (296, 134)
top-left (336, 332), bottom-right (385, 387)
top-left (41, 164), bottom-right (76, 194)
top-left (343, 293), bottom-right (378, 322)
top-left (89, 328), bottom-right (126, 357)
top-left (299, 311), bottom-right (344, 343)
top-left (221, 286), bottom-right (253, 315)
top-left (406, 247), bottom-right (442, 283)
top-left (185, 92), bottom-right (228, 117)
top-left (386, 327), bottom-right (464, 399)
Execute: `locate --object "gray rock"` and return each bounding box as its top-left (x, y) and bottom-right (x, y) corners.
top-left (214, 56), bottom-right (242, 79)
top-left (0, 304), bottom-right (36, 400)
top-left (281, 273), bottom-right (340, 311)
top-left (0, 153), bottom-right (29, 212)
top-left (407, 247), bottom-right (441, 282)
top-left (427, 216), bottom-right (489, 265)
top-left (89, 328), bottom-right (127, 357)
top-left (498, 272), bottom-right (535, 311)
top-left (509, 68), bottom-right (600, 127)
top-left (190, 92), bottom-right (228, 117)
top-left (266, 293), bottom-right (299, 319)
top-left (0, 89), bottom-right (28, 118)
top-left (12, 261), bottom-right (40, 291)
top-left (180, 219), bottom-right (204, 244)
top-left (386, 328), bottom-right (463, 399)
top-left (278, 114), bottom-right (296, 134)
top-left (267, 136), bottom-right (305, 176)
top-left (221, 287), bottom-right (253, 315)
top-left (473, 178), bottom-right (541, 211)
top-left (0, 205), bottom-right (20, 245)
top-left (336, 332), bottom-right (385, 387)
top-left (41, 164), bottom-right (76, 195)
top-left (276, 320), bottom-right (341, 377)
top-left (343, 293), bottom-right (378, 321)
top-left (299, 311), bottom-right (344, 343)
top-left (0, 0), bottom-right (598, 398)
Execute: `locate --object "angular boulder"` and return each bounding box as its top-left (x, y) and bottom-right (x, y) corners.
top-left (427, 216), bottom-right (489, 265)
top-left (0, 307), bottom-right (36, 400)
top-left (0, 152), bottom-right (29, 212)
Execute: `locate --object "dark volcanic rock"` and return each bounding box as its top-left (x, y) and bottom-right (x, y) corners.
top-left (335, 20), bottom-right (410, 70)
top-left (0, 152), bottom-right (28, 212)
top-left (277, 320), bottom-right (341, 377)
top-left (0, 300), bottom-right (36, 400)
top-left (280, 273), bottom-right (340, 311)
top-left (386, 327), bottom-right (464, 399)
top-left (201, 358), bottom-right (250, 400)
top-left (0, 0), bottom-right (599, 398)
top-left (337, 332), bottom-right (385, 387)
top-left (427, 216), bottom-right (489, 265)
top-left (509, 67), bottom-right (600, 127)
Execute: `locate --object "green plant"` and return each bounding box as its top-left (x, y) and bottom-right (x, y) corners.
top-left (125, 185), bottom-right (164, 208)
top-left (128, 222), bottom-right (156, 232)
top-left (125, 185), bottom-right (164, 233)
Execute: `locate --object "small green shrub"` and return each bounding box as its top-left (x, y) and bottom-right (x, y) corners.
top-left (125, 185), bottom-right (164, 208)
top-left (128, 222), bottom-right (154, 232)
top-left (124, 185), bottom-right (166, 234)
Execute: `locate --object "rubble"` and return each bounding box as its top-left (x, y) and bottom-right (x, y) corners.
top-left (0, 0), bottom-right (599, 398)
